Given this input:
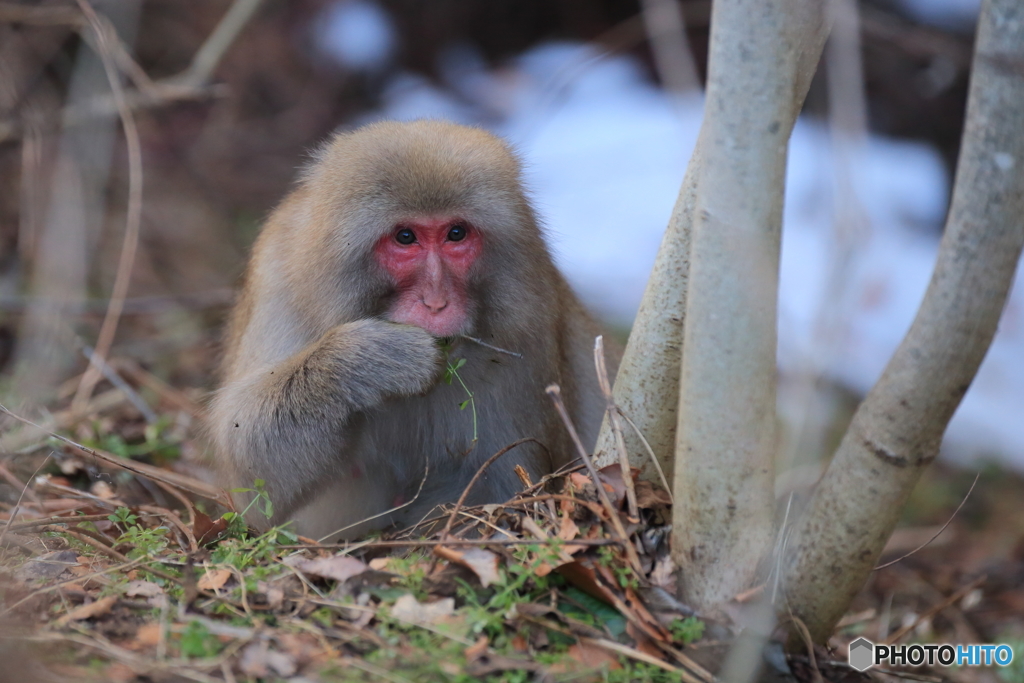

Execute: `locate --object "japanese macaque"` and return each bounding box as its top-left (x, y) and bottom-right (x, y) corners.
top-left (209, 120), bottom-right (617, 540)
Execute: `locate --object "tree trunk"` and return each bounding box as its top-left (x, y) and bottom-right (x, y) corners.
top-left (672, 0), bottom-right (827, 608)
top-left (781, 0), bottom-right (1024, 643)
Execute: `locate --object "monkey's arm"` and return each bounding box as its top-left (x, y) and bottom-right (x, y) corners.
top-left (210, 319), bottom-right (441, 523)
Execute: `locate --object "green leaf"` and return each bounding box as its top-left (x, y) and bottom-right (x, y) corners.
top-left (670, 616), bottom-right (706, 645)
top-left (459, 400), bottom-right (470, 410)
top-left (179, 621), bottom-right (222, 658)
top-left (559, 587), bottom-right (626, 638)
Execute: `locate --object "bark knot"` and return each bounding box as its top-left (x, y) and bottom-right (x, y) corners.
top-left (862, 436), bottom-right (909, 468)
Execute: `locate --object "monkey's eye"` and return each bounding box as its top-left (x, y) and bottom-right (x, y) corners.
top-left (395, 228), bottom-right (416, 245)
top-left (447, 224), bottom-right (467, 242)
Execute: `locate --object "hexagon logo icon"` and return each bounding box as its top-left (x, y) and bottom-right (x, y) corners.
top-left (848, 637), bottom-right (875, 672)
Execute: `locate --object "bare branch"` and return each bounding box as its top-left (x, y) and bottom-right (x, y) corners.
top-left (782, 0), bottom-right (1024, 643)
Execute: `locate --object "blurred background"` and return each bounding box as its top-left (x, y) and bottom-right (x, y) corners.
top-left (0, 0), bottom-right (1021, 479)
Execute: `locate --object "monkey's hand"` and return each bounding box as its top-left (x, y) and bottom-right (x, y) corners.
top-left (210, 319), bottom-right (442, 524)
top-left (314, 319), bottom-right (444, 411)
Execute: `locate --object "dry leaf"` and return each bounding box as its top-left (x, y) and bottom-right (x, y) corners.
top-left (135, 622), bottom-right (163, 647)
top-left (597, 464), bottom-right (627, 507)
top-left (567, 641), bottom-right (622, 670)
top-left (626, 622), bottom-right (665, 660)
top-left (556, 560), bottom-right (618, 606)
top-left (648, 556), bottom-right (677, 593)
top-left (465, 635), bottom-right (489, 661)
top-left (568, 472), bottom-right (592, 491)
top-left (239, 641), bottom-right (297, 677)
top-left (634, 479), bottom-right (672, 509)
top-left (89, 481), bottom-right (116, 500)
top-left (264, 585), bottom-right (285, 610)
top-left (557, 512), bottom-right (580, 542)
top-left (55, 595), bottom-right (117, 627)
top-left (197, 568), bottom-right (232, 591)
top-left (193, 510), bottom-right (229, 545)
top-left (15, 550), bottom-right (78, 581)
top-left (435, 546), bottom-right (500, 587)
top-left (102, 662), bottom-right (137, 683)
top-left (125, 580), bottom-right (164, 598)
top-left (285, 554), bottom-right (368, 583)
top-left (390, 594), bottom-right (455, 627)
top-left (368, 557), bottom-right (392, 571)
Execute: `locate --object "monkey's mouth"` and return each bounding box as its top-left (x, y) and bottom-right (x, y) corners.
top-left (388, 302), bottom-right (470, 338)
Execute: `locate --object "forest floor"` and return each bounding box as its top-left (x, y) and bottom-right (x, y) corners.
top-left (0, 380), bottom-right (1022, 683)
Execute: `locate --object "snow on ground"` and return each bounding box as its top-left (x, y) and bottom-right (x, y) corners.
top-left (895, 0), bottom-right (980, 31)
top-left (313, 0), bottom-right (396, 72)
top-left (322, 34), bottom-right (1024, 471)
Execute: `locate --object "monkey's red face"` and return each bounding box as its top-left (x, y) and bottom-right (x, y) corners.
top-left (374, 217), bottom-right (483, 337)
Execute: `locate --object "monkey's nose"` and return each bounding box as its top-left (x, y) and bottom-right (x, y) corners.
top-left (422, 298), bottom-right (448, 313)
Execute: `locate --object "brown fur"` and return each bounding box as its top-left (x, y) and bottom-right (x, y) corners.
top-left (210, 120), bottom-right (617, 539)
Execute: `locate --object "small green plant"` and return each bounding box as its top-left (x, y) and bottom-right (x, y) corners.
top-left (596, 546), bottom-right (639, 590)
top-left (179, 620), bottom-right (222, 658)
top-left (310, 607), bottom-right (335, 629)
top-left (118, 525), bottom-right (169, 559)
top-left (210, 524), bottom-right (298, 571)
top-left (669, 616), bottom-right (706, 645)
top-left (107, 506), bottom-right (138, 529)
top-left (106, 506), bottom-right (169, 558)
top-left (82, 416), bottom-right (183, 462)
top-left (230, 478), bottom-right (274, 521)
top-left (441, 342), bottom-right (477, 445)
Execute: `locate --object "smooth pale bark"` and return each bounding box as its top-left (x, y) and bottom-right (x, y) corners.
top-left (782, 0), bottom-right (1024, 643)
top-left (593, 18), bottom-right (826, 487)
top-left (672, 0), bottom-right (827, 608)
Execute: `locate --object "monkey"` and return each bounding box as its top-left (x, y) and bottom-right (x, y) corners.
top-left (209, 120), bottom-right (618, 540)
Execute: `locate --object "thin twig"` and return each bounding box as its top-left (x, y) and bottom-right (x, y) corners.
top-left (316, 457), bottom-right (431, 542)
top-left (594, 336), bottom-right (639, 521)
top-left (0, 0), bottom-right (263, 144)
top-left (616, 409), bottom-right (673, 503)
top-left (639, 0), bottom-right (701, 96)
top-left (0, 403), bottom-right (230, 506)
top-left (874, 473), bottom-right (979, 570)
top-left (459, 335), bottom-right (523, 359)
top-left (281, 537), bottom-right (622, 551)
top-left (177, 0), bottom-right (264, 87)
top-left (2, 512), bottom-right (159, 532)
top-left (884, 575), bottom-right (986, 645)
top-left (115, 359), bottom-right (204, 418)
top-left (71, 0), bottom-right (145, 411)
top-left (51, 526), bottom-right (129, 562)
top-left (439, 437), bottom-right (543, 540)
top-left (788, 613), bottom-right (824, 683)
top-left (545, 384), bottom-right (643, 574)
top-left (26, 631), bottom-right (220, 683)
top-left (75, 340), bottom-right (158, 423)
top-left (580, 637), bottom-right (695, 681)
top-left (0, 558), bottom-right (146, 617)
top-left (0, 388), bottom-right (127, 453)
top-left (0, 462), bottom-right (38, 503)
top-left (139, 503), bottom-right (198, 554)
top-left (0, 454), bottom-right (52, 549)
